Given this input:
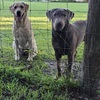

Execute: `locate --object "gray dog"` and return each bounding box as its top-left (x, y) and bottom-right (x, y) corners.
top-left (46, 8), bottom-right (86, 77)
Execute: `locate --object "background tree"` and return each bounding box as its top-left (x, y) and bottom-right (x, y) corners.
top-left (83, 0), bottom-right (100, 99)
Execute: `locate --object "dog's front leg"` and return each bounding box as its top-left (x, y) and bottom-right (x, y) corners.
top-left (68, 52), bottom-right (75, 73)
top-left (55, 53), bottom-right (62, 77)
top-left (13, 41), bottom-right (20, 60)
top-left (27, 40), bottom-right (33, 61)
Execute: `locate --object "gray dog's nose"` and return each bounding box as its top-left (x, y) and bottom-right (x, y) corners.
top-left (17, 11), bottom-right (21, 17)
top-left (56, 22), bottom-right (63, 31)
top-left (56, 22), bottom-right (62, 28)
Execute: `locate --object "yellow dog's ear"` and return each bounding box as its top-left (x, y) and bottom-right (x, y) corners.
top-left (9, 3), bottom-right (15, 13)
top-left (22, 2), bottom-right (29, 12)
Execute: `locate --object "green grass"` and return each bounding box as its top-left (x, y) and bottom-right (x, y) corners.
top-left (0, 1), bottom-right (88, 100)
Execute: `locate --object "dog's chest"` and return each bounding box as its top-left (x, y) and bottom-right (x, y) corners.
top-left (52, 32), bottom-right (71, 55)
top-left (14, 27), bottom-right (30, 48)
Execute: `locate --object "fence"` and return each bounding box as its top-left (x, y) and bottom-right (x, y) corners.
top-left (0, 0), bottom-right (89, 99)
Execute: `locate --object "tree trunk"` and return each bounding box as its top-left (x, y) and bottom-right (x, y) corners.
top-left (83, 0), bottom-right (100, 99)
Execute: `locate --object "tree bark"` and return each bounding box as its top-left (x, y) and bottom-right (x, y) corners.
top-left (83, 0), bottom-right (100, 99)
top-left (83, 0), bottom-right (100, 100)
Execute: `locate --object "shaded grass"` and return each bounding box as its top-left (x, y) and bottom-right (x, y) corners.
top-left (0, 64), bottom-right (78, 100)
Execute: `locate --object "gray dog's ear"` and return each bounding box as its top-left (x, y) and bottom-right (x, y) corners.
top-left (46, 9), bottom-right (57, 21)
top-left (64, 9), bottom-right (74, 20)
top-left (46, 10), bottom-right (52, 21)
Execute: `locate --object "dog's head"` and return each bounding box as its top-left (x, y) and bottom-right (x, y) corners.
top-left (9, 2), bottom-right (29, 21)
top-left (46, 8), bottom-right (74, 31)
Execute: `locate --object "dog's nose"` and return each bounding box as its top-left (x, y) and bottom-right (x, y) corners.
top-left (17, 11), bottom-right (21, 17)
top-left (56, 22), bottom-right (62, 28)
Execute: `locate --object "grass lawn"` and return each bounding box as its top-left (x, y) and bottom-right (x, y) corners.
top-left (0, 0), bottom-right (88, 100)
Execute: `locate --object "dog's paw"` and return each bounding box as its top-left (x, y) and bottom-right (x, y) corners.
top-left (15, 55), bottom-right (20, 60)
top-left (32, 53), bottom-right (37, 58)
top-left (27, 57), bottom-right (33, 61)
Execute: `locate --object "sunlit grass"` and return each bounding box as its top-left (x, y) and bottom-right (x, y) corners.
top-left (0, 13), bottom-right (87, 31)
top-left (0, 17), bottom-right (51, 30)
top-left (0, 17), bottom-right (47, 21)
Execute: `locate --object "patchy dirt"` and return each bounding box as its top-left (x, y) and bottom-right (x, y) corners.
top-left (44, 59), bottom-right (83, 82)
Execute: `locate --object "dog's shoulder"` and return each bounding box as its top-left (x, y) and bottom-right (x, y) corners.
top-left (71, 20), bottom-right (86, 32)
top-left (68, 23), bottom-right (78, 34)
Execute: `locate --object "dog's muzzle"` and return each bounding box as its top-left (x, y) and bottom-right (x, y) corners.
top-left (16, 11), bottom-right (24, 21)
top-left (56, 22), bottom-right (62, 30)
top-left (54, 21), bottom-right (64, 31)
top-left (17, 11), bottom-right (21, 17)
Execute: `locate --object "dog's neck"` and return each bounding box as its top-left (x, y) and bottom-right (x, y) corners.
top-left (63, 22), bottom-right (70, 32)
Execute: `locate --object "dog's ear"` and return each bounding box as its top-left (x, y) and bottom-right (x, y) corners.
top-left (46, 10), bottom-right (53, 21)
top-left (46, 9), bottom-right (57, 21)
top-left (23, 2), bottom-right (29, 12)
top-left (64, 9), bottom-right (74, 20)
top-left (9, 3), bottom-right (14, 13)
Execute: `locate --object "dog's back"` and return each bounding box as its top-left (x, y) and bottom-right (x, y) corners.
top-left (71, 20), bottom-right (87, 47)
top-left (72, 20), bottom-right (87, 33)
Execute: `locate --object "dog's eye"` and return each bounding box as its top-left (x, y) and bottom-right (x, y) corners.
top-left (54, 13), bottom-right (57, 17)
top-left (62, 14), bottom-right (66, 17)
top-left (14, 6), bottom-right (17, 9)
top-left (20, 5), bottom-right (24, 9)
